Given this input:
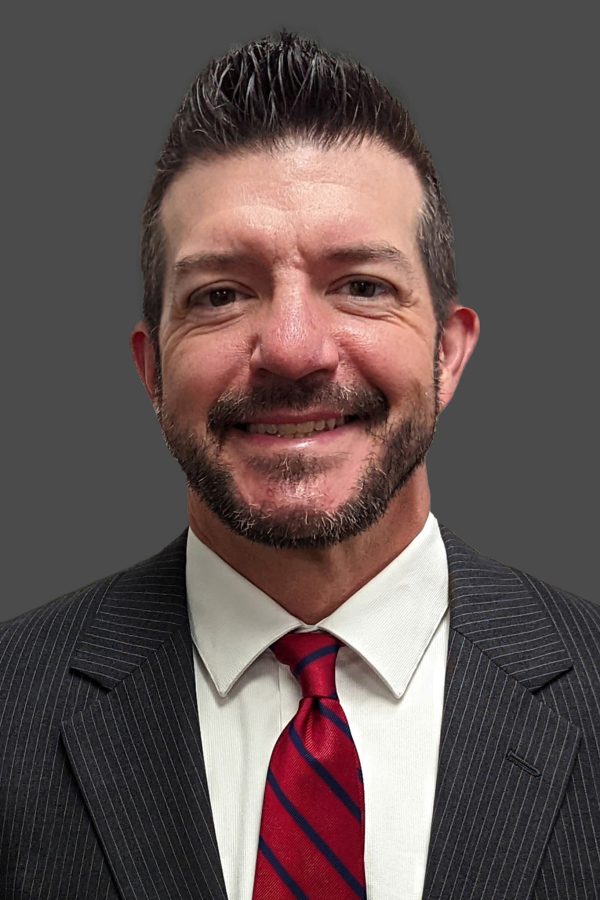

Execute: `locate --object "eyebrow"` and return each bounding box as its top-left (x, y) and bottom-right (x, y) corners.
top-left (172, 242), bottom-right (416, 284)
top-left (325, 243), bottom-right (415, 280)
top-left (173, 252), bottom-right (257, 281)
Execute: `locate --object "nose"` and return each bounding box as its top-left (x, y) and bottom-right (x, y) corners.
top-left (249, 291), bottom-right (340, 381)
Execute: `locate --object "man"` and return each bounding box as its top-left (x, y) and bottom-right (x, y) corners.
top-left (1, 31), bottom-right (598, 900)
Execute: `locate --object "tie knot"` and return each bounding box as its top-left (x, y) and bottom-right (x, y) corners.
top-left (271, 632), bottom-right (341, 699)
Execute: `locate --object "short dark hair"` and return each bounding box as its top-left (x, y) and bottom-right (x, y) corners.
top-left (141, 31), bottom-right (457, 345)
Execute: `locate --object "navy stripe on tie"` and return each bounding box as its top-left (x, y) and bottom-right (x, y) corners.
top-left (289, 724), bottom-right (361, 822)
top-left (293, 643), bottom-right (338, 677)
top-left (258, 837), bottom-right (309, 900)
top-left (317, 699), bottom-right (353, 739)
top-left (267, 771), bottom-right (366, 898)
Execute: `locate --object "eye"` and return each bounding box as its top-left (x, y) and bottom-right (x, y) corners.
top-left (187, 286), bottom-right (247, 309)
top-left (343, 279), bottom-right (389, 298)
top-left (333, 278), bottom-right (394, 300)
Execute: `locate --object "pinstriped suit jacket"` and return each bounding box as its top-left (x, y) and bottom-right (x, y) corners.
top-left (1, 527), bottom-right (598, 899)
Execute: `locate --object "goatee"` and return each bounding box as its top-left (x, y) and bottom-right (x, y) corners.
top-left (157, 375), bottom-right (439, 549)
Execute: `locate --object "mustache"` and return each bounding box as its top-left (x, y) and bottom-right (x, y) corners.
top-left (206, 382), bottom-right (389, 432)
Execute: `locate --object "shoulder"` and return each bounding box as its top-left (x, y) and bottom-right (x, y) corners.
top-left (0, 531), bottom-right (188, 681)
top-left (0, 573), bottom-right (118, 657)
top-left (441, 525), bottom-right (600, 687)
top-left (512, 564), bottom-right (599, 621)
top-left (507, 565), bottom-right (600, 662)
top-left (442, 524), bottom-right (599, 628)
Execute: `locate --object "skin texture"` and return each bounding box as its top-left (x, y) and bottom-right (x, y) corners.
top-left (132, 139), bottom-right (479, 622)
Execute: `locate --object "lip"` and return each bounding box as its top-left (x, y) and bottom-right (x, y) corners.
top-left (236, 411), bottom-right (348, 426)
top-left (227, 418), bottom-right (364, 448)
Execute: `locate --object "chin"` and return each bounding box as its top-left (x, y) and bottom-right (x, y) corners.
top-left (160, 383), bottom-right (438, 549)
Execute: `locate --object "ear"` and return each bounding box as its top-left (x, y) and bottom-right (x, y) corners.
top-left (131, 320), bottom-right (160, 410)
top-left (436, 303), bottom-right (480, 412)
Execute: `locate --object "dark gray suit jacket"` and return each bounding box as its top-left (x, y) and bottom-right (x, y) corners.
top-left (1, 527), bottom-right (598, 899)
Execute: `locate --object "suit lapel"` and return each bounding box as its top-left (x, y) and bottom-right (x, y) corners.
top-left (422, 528), bottom-right (581, 900)
top-left (61, 532), bottom-right (228, 900)
top-left (60, 525), bottom-right (582, 900)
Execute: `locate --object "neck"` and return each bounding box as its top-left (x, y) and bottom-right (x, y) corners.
top-left (187, 470), bottom-right (431, 624)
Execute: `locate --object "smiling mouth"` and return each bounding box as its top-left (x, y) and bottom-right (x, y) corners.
top-left (234, 415), bottom-right (358, 437)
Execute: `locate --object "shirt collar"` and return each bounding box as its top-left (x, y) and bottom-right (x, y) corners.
top-left (186, 513), bottom-right (448, 699)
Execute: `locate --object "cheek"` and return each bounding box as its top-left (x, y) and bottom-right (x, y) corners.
top-left (340, 324), bottom-right (435, 397)
top-left (160, 337), bottom-right (247, 420)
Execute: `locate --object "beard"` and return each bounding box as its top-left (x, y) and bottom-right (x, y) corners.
top-left (156, 370), bottom-right (440, 550)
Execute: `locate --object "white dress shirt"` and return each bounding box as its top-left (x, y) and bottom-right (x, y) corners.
top-left (186, 512), bottom-right (449, 900)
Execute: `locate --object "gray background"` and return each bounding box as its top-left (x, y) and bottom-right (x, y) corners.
top-left (3, 1), bottom-right (598, 619)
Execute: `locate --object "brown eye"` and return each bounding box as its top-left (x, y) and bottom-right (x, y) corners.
top-left (189, 288), bottom-right (239, 308)
top-left (346, 280), bottom-right (387, 298)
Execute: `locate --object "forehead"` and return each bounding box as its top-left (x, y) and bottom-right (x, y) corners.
top-left (160, 139), bottom-right (425, 270)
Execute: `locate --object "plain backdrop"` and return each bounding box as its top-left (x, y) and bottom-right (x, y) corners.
top-left (2, 1), bottom-right (598, 619)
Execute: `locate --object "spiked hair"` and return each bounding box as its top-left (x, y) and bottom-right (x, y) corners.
top-left (141, 31), bottom-right (457, 343)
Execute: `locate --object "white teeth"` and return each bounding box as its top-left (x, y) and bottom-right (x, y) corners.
top-left (246, 416), bottom-right (347, 436)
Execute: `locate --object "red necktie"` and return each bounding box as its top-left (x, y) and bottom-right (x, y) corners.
top-left (252, 631), bottom-right (366, 899)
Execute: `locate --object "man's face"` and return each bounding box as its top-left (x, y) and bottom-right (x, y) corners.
top-left (143, 140), bottom-right (456, 548)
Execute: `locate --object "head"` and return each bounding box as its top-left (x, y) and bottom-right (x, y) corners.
top-left (141, 31), bottom-right (457, 356)
top-left (132, 32), bottom-right (478, 550)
